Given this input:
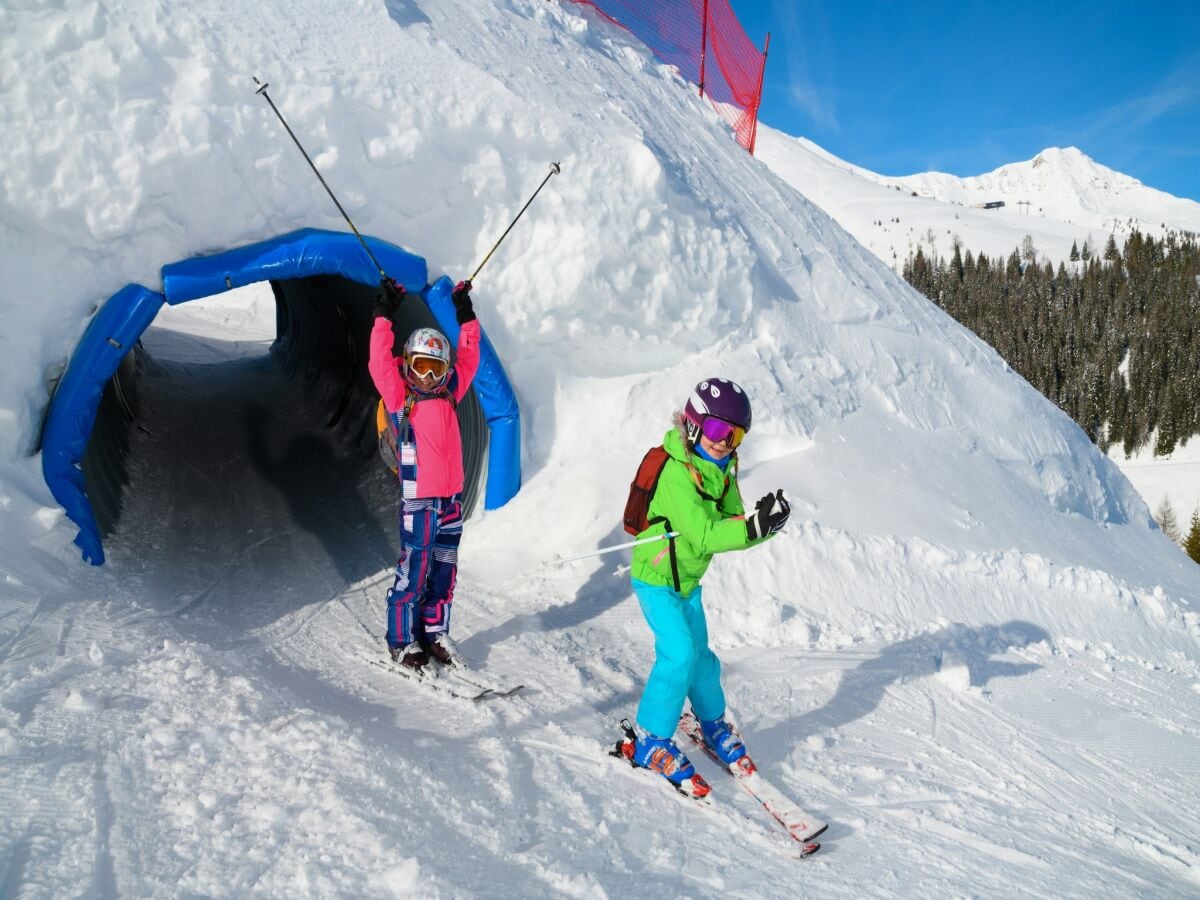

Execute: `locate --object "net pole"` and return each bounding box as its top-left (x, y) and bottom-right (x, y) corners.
top-left (748, 32), bottom-right (770, 156)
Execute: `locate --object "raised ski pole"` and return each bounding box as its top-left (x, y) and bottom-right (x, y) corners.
top-left (253, 76), bottom-right (388, 280)
top-left (549, 531), bottom-right (679, 566)
top-left (470, 162), bottom-right (562, 282)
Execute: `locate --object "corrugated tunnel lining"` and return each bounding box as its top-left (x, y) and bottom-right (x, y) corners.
top-left (80, 351), bottom-right (140, 539)
top-left (41, 228), bottom-right (522, 566)
top-left (82, 275), bottom-right (488, 543)
top-left (269, 274), bottom-right (487, 519)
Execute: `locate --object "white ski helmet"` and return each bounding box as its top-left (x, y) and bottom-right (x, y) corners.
top-left (402, 327), bottom-right (452, 388)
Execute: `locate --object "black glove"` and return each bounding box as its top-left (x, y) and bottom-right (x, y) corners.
top-left (373, 277), bottom-right (405, 320)
top-left (451, 279), bottom-right (476, 325)
top-left (745, 489), bottom-right (790, 541)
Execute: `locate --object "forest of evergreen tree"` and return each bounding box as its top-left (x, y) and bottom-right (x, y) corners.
top-left (902, 230), bottom-right (1200, 563)
top-left (902, 230), bottom-right (1200, 458)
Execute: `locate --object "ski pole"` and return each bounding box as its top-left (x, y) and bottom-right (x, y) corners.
top-left (470, 162), bottom-right (562, 282)
top-left (549, 531), bottom-right (679, 566)
top-left (253, 76), bottom-right (388, 280)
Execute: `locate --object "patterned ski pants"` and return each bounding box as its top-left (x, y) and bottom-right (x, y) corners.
top-left (632, 579), bottom-right (726, 738)
top-left (386, 494), bottom-right (463, 648)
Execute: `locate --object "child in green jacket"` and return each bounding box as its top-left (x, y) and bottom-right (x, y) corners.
top-left (615, 378), bottom-right (790, 797)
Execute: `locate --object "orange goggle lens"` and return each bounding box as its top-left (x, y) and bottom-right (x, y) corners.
top-left (409, 356), bottom-right (448, 378)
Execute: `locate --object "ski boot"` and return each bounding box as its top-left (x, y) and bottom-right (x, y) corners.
top-left (612, 719), bottom-right (711, 799)
top-left (422, 634), bottom-right (456, 667)
top-left (699, 716), bottom-right (750, 770)
top-left (388, 643), bottom-right (429, 669)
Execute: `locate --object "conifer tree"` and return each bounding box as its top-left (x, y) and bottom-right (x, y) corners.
top-left (900, 229), bottom-right (1200, 459)
top-left (1185, 508), bottom-right (1200, 564)
top-left (1070, 240), bottom-right (1080, 261)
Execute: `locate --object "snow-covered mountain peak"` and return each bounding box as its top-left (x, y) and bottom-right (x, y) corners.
top-left (987, 145), bottom-right (1142, 203)
top-left (757, 123), bottom-right (1200, 271)
top-left (1027, 146), bottom-right (1123, 197)
top-left (893, 144), bottom-right (1200, 234)
top-left (1030, 145), bottom-right (1088, 166)
top-left (1029, 146), bottom-right (1092, 169)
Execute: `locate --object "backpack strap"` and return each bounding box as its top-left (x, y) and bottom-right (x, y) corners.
top-left (378, 393), bottom-right (417, 476)
top-left (394, 391), bottom-right (418, 443)
top-left (394, 376), bottom-right (458, 443)
top-left (626, 447), bottom-right (735, 594)
top-left (376, 377), bottom-right (461, 477)
top-left (649, 513), bottom-right (682, 594)
top-left (663, 452), bottom-right (736, 593)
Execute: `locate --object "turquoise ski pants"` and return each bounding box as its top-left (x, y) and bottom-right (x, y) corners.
top-left (632, 579), bottom-right (726, 738)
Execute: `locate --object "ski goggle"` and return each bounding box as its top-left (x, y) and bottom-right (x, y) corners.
top-left (699, 416), bottom-right (746, 449)
top-left (408, 355), bottom-right (448, 379)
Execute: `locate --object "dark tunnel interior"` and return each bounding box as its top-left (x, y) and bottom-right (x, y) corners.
top-left (80, 276), bottom-right (488, 564)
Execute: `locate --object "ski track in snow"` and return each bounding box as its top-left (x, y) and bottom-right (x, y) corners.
top-left (4, 560), bottom-right (1200, 897)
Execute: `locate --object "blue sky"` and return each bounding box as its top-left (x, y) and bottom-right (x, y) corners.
top-left (730, 1), bottom-right (1200, 202)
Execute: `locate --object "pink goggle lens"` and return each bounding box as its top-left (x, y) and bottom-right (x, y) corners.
top-left (700, 417), bottom-right (745, 448)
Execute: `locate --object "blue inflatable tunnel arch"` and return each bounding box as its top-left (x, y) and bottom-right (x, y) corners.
top-left (42, 228), bottom-right (521, 565)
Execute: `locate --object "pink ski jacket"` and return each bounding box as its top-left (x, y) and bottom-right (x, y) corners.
top-left (367, 317), bottom-right (481, 498)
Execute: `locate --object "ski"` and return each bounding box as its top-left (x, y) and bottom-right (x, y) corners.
top-left (367, 655), bottom-right (493, 701)
top-left (434, 660), bottom-right (525, 698)
top-left (679, 711), bottom-right (826, 854)
top-left (604, 723), bottom-right (821, 859)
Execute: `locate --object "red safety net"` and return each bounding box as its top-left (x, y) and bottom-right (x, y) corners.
top-left (567, 0), bottom-right (769, 154)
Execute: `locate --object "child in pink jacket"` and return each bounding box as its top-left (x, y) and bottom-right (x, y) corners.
top-left (367, 278), bottom-right (480, 669)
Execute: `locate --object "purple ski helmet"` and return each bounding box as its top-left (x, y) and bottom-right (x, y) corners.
top-left (683, 378), bottom-right (752, 446)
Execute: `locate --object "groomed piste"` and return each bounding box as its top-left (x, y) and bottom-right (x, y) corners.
top-left (41, 228), bottom-right (521, 565)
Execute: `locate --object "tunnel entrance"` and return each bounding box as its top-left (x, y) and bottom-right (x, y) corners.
top-left (43, 228), bottom-right (520, 566)
top-left (95, 275), bottom-right (488, 590)
top-left (103, 287), bottom-right (397, 628)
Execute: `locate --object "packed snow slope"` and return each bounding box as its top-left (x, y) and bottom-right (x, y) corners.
top-left (2, 1), bottom-right (1200, 897)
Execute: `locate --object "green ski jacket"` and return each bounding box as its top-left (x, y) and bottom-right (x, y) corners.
top-left (630, 428), bottom-right (768, 595)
